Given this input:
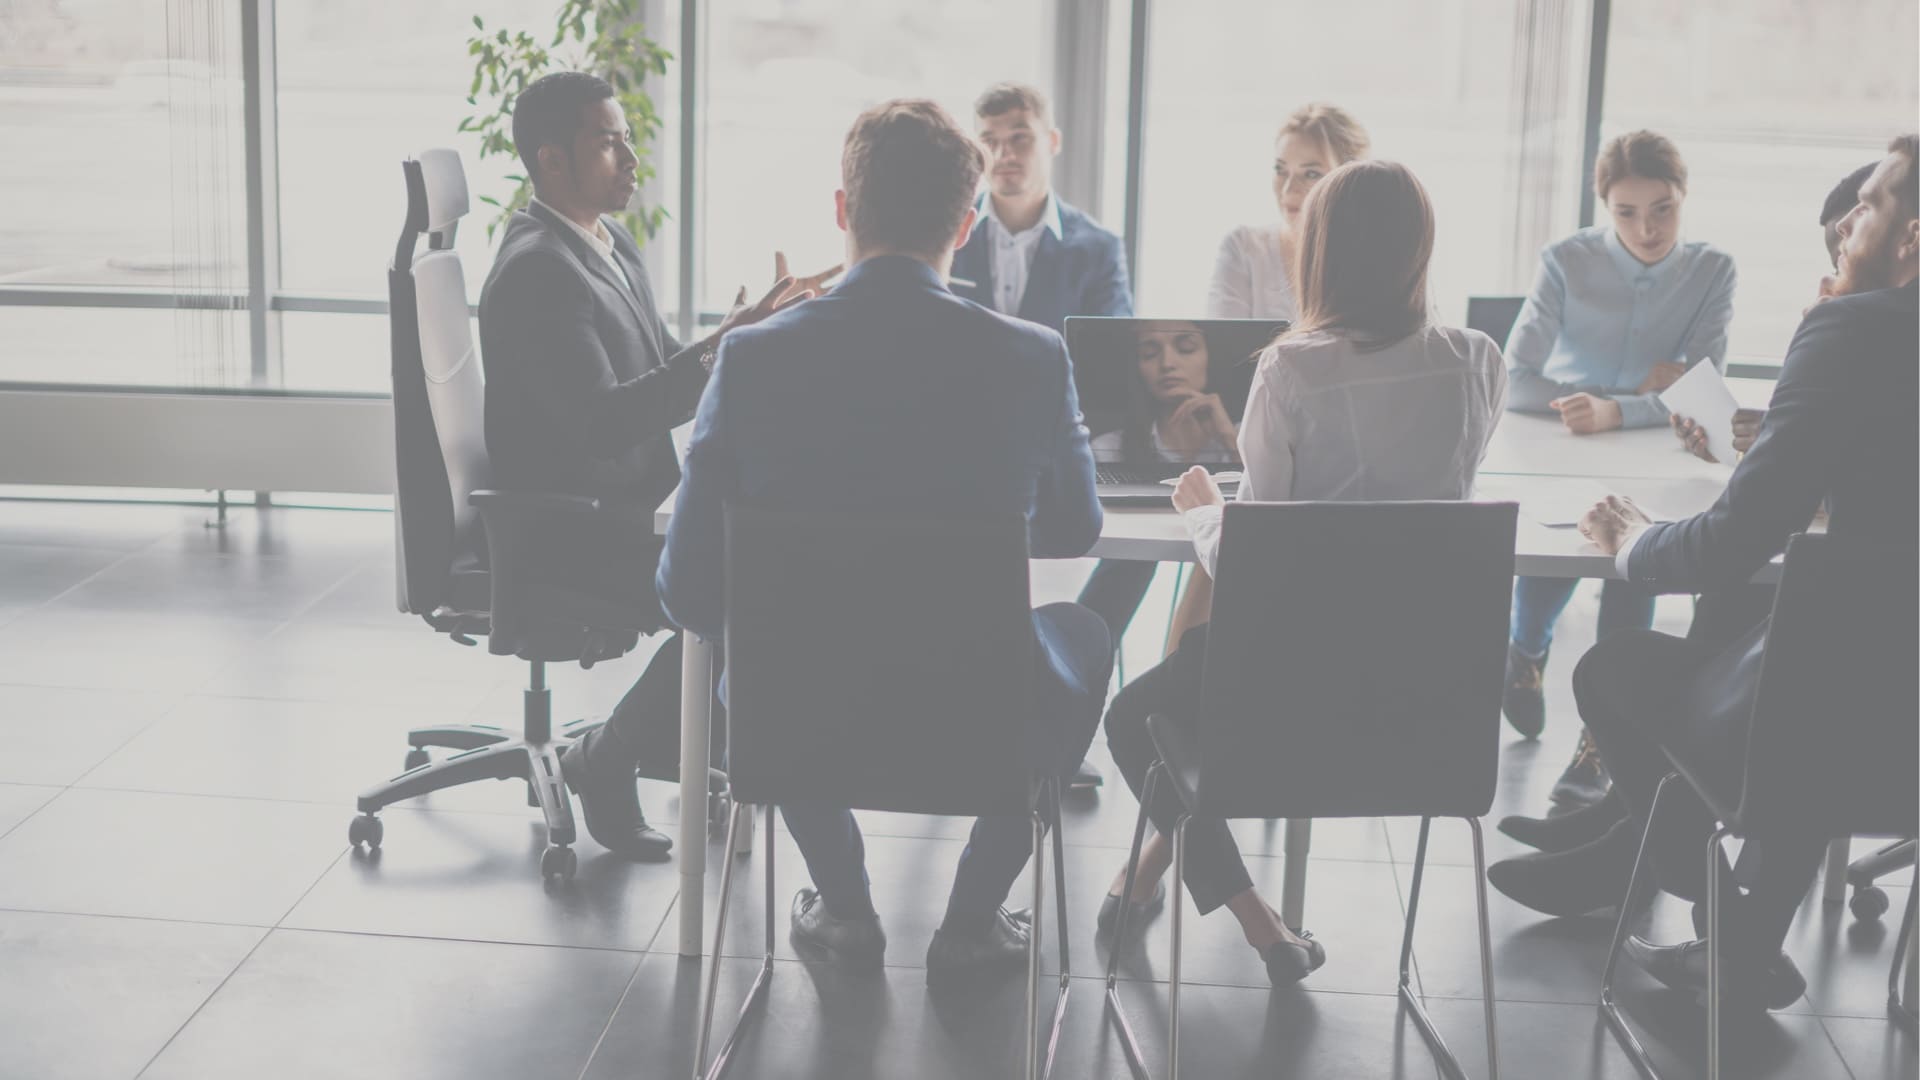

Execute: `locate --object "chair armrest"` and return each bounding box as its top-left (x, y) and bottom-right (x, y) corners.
top-left (468, 490), bottom-right (601, 516)
top-left (468, 489), bottom-right (604, 585)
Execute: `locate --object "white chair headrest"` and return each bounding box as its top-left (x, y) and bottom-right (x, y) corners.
top-left (416, 148), bottom-right (470, 233)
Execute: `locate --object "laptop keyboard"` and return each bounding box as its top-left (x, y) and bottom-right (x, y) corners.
top-left (1096, 466), bottom-right (1176, 486)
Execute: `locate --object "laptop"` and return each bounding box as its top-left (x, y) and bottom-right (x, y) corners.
top-left (1063, 316), bottom-right (1288, 503)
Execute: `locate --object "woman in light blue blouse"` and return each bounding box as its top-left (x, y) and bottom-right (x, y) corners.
top-left (1501, 130), bottom-right (1737, 805)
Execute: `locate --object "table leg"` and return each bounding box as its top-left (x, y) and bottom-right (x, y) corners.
top-left (1823, 838), bottom-right (1850, 906)
top-left (1282, 818), bottom-right (1312, 929)
top-left (679, 633), bottom-right (714, 957)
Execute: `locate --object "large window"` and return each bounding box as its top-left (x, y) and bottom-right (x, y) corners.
top-left (1132, 0), bottom-right (1533, 325)
top-left (1602, 0), bottom-right (1919, 365)
top-left (699, 1), bottom-right (1049, 314)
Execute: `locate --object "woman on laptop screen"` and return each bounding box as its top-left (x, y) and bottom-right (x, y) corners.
top-left (1090, 320), bottom-right (1241, 463)
top-left (1094, 160), bottom-right (1507, 986)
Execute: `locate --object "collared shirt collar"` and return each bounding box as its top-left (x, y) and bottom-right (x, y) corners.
top-left (1603, 225), bottom-right (1681, 287)
top-left (532, 197), bottom-right (616, 261)
top-left (974, 191), bottom-right (1063, 243)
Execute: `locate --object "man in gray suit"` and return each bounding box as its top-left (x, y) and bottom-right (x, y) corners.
top-left (479, 71), bottom-right (831, 861)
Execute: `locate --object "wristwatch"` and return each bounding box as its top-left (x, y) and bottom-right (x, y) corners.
top-left (697, 342), bottom-right (718, 374)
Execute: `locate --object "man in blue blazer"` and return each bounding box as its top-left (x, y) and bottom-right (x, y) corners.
top-left (955, 83), bottom-right (1148, 790)
top-left (1488, 135), bottom-right (1920, 1010)
top-left (657, 99), bottom-right (1112, 981)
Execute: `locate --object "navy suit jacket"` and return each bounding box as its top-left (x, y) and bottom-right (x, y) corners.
top-left (1627, 281), bottom-right (1917, 592)
top-left (656, 256), bottom-right (1103, 642)
top-left (949, 197), bottom-right (1132, 334)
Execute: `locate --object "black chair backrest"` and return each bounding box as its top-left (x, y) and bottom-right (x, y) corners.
top-left (1195, 501), bottom-right (1518, 820)
top-left (1466, 296), bottom-right (1525, 349)
top-left (1740, 533), bottom-right (1918, 838)
top-left (722, 504), bottom-right (1039, 817)
top-left (390, 149), bottom-right (488, 616)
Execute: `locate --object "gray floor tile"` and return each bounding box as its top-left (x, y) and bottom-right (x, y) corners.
top-left (0, 500), bottom-right (184, 551)
top-left (0, 684), bottom-right (175, 785)
top-left (0, 543), bottom-right (127, 607)
top-left (43, 548), bottom-right (361, 622)
top-left (1791, 884), bottom-right (1915, 1018)
top-left (0, 783), bottom-right (61, 836)
top-left (1823, 1015), bottom-right (1919, 1080)
top-left (0, 611), bottom-right (281, 693)
top-left (0, 910), bottom-right (265, 1080)
top-left (139, 928), bottom-right (639, 1080)
top-left (283, 807), bottom-right (680, 951)
top-left (196, 621), bottom-right (507, 711)
top-left (0, 788), bottom-right (346, 925)
top-left (143, 506), bottom-right (392, 561)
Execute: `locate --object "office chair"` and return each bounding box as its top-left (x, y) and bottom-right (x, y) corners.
top-left (1104, 501), bottom-right (1516, 1080)
top-left (1465, 296), bottom-right (1525, 348)
top-left (694, 506), bottom-right (1075, 1080)
top-left (348, 148), bottom-right (670, 883)
top-left (1600, 534), bottom-right (1919, 1078)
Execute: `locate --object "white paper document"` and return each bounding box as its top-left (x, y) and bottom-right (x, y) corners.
top-left (1658, 360), bottom-right (1741, 466)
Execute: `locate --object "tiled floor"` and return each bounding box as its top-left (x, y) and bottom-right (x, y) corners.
top-left (0, 498), bottom-right (1912, 1080)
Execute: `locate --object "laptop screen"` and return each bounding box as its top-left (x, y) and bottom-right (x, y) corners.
top-left (1063, 317), bottom-right (1288, 465)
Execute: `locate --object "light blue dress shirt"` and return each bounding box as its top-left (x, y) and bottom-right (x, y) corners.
top-left (1504, 226), bottom-right (1737, 429)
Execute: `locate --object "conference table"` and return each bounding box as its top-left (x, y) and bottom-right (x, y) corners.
top-left (658, 410), bottom-right (1759, 956)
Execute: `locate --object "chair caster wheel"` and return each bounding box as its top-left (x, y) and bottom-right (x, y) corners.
top-left (709, 794), bottom-right (731, 830)
top-left (403, 748), bottom-right (430, 771)
top-left (1852, 885), bottom-right (1890, 921)
top-left (541, 844), bottom-right (577, 883)
top-left (349, 814), bottom-right (384, 849)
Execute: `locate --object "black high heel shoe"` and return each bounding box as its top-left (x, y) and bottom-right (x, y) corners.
top-left (1262, 930), bottom-right (1326, 986)
top-left (1096, 879), bottom-right (1166, 937)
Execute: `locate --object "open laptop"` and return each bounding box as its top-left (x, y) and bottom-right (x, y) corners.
top-left (1064, 316), bottom-right (1287, 503)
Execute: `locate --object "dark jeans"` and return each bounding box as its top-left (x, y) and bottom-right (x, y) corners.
top-left (1575, 627), bottom-right (1825, 966)
top-left (779, 602), bottom-right (1113, 929)
top-left (1104, 624), bottom-right (1257, 916)
top-left (1511, 575), bottom-right (1656, 659)
top-left (1077, 559), bottom-right (1158, 650)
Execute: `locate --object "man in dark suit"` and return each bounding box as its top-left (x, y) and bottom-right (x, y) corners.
top-left (657, 99), bottom-right (1112, 981)
top-left (479, 71), bottom-right (828, 861)
top-left (1488, 135), bottom-right (1920, 1010)
top-left (954, 82), bottom-right (1142, 789)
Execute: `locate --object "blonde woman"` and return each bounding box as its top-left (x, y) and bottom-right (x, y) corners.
top-left (1097, 161), bottom-right (1507, 985)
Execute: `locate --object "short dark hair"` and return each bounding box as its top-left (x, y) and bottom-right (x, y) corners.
top-left (511, 71), bottom-right (616, 177)
top-left (1888, 133), bottom-right (1920, 218)
top-left (974, 81), bottom-right (1049, 125)
top-left (1821, 162), bottom-right (1878, 226)
top-left (1594, 130), bottom-right (1687, 200)
top-left (841, 99), bottom-right (985, 259)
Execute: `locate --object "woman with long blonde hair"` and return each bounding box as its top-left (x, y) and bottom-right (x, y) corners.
top-left (1096, 160), bottom-right (1508, 985)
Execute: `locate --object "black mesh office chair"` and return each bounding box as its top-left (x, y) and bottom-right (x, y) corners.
top-left (694, 505), bottom-right (1075, 1080)
top-left (1600, 533), bottom-right (1919, 1079)
top-left (1465, 296), bottom-right (1525, 348)
top-left (348, 148), bottom-right (660, 883)
top-left (1105, 501), bottom-right (1517, 1080)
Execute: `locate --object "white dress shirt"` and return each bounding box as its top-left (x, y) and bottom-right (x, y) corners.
top-left (532, 197), bottom-right (634, 295)
top-left (979, 193), bottom-right (1063, 316)
top-left (1207, 223), bottom-right (1299, 320)
top-left (1183, 324), bottom-right (1509, 576)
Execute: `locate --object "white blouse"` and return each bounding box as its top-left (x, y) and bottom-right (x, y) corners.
top-left (1207, 223), bottom-right (1299, 320)
top-left (1183, 324), bottom-right (1509, 576)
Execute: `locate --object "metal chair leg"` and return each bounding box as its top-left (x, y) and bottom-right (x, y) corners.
top-left (1468, 818), bottom-right (1500, 1080)
top-left (1027, 810), bottom-right (1045, 1080)
top-left (1823, 837), bottom-right (1850, 905)
top-left (693, 801), bottom-right (773, 1080)
top-left (1599, 773), bottom-right (1675, 1080)
top-left (1706, 826), bottom-right (1732, 1080)
top-left (1041, 777), bottom-right (1072, 1079)
top-left (1397, 816), bottom-right (1484, 1080)
top-left (1104, 763), bottom-right (1158, 1080)
top-left (1894, 875), bottom-right (1918, 1030)
top-left (1168, 815), bottom-right (1189, 1080)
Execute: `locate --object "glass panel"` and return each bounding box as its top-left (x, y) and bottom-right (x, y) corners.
top-left (277, 310), bottom-right (406, 394)
top-left (0, 0), bottom-right (246, 292)
top-left (1134, 0), bottom-right (1527, 325)
top-left (701, 1), bottom-right (1051, 312)
top-left (275, 1), bottom-right (681, 311)
top-left (1603, 0), bottom-right (1920, 365)
top-left (0, 305), bottom-right (248, 387)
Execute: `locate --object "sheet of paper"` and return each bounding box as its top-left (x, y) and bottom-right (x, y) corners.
top-left (1659, 360), bottom-right (1740, 466)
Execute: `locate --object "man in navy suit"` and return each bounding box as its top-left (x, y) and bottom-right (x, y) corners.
top-left (955, 83), bottom-right (1146, 790)
top-left (657, 99), bottom-right (1113, 981)
top-left (1488, 135), bottom-right (1920, 1010)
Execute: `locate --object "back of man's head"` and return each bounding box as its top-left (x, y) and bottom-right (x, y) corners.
top-left (512, 71), bottom-right (615, 179)
top-left (841, 99), bottom-right (985, 260)
top-left (1888, 133), bottom-right (1920, 220)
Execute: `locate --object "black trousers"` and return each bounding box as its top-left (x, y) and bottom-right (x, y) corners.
top-left (1077, 559), bottom-right (1158, 648)
top-left (1104, 624), bottom-right (1258, 915)
top-left (1574, 621), bottom-right (1825, 967)
top-left (599, 632), bottom-right (728, 781)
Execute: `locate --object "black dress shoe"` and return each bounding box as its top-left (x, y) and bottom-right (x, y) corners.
top-left (1621, 935), bottom-right (1807, 1011)
top-left (1263, 929), bottom-right (1327, 986)
top-left (1071, 760), bottom-right (1105, 791)
top-left (1549, 728), bottom-right (1611, 810)
top-left (1096, 879), bottom-right (1166, 937)
top-left (1502, 643), bottom-right (1548, 739)
top-left (789, 888), bottom-right (886, 969)
top-left (927, 907), bottom-right (1031, 984)
top-left (1497, 790), bottom-right (1626, 853)
top-left (1487, 820), bottom-right (1636, 918)
top-left (559, 728), bottom-right (672, 862)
